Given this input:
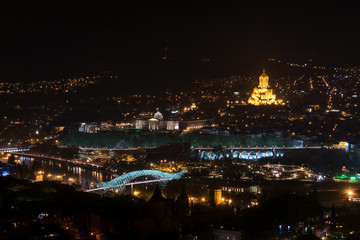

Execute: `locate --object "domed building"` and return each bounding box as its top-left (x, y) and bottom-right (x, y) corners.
top-left (136, 109), bottom-right (179, 131)
top-left (248, 70), bottom-right (283, 105)
top-left (153, 110), bottom-right (163, 121)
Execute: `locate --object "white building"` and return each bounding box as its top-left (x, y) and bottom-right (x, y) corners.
top-left (78, 123), bottom-right (100, 133)
top-left (135, 110), bottom-right (179, 131)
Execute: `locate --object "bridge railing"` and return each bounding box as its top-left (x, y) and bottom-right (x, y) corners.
top-left (95, 169), bottom-right (185, 191)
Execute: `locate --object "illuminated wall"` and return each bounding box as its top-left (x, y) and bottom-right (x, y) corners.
top-left (135, 119), bottom-right (179, 131)
top-left (209, 188), bottom-right (222, 206)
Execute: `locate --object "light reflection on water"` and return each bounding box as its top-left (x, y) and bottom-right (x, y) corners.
top-left (19, 156), bottom-right (113, 187)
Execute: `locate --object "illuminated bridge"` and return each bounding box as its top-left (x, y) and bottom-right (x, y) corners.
top-left (194, 146), bottom-right (321, 161)
top-left (195, 148), bottom-right (283, 161)
top-left (88, 169), bottom-right (185, 192)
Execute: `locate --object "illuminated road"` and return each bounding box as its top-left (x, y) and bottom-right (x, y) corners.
top-left (79, 147), bottom-right (138, 151)
top-left (193, 146), bottom-right (322, 150)
top-left (0, 147), bottom-right (30, 153)
top-left (56, 146), bottom-right (324, 152)
top-left (14, 152), bottom-right (103, 168)
top-left (293, 74), bottom-right (305, 86)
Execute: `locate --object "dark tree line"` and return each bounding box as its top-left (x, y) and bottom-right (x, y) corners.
top-left (60, 130), bottom-right (306, 148)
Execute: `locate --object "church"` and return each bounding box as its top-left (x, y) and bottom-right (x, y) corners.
top-left (248, 70), bottom-right (283, 105)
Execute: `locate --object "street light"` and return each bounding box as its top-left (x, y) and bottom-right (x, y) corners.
top-left (347, 188), bottom-right (354, 201)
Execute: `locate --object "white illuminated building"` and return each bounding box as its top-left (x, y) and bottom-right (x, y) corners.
top-left (136, 109), bottom-right (179, 131)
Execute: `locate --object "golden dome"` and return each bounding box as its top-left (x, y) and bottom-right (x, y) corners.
top-left (258, 69), bottom-right (269, 88)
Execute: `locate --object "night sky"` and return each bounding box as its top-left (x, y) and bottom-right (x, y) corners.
top-left (0, 1), bottom-right (359, 88)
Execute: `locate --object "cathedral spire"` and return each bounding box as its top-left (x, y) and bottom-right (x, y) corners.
top-left (258, 70), bottom-right (269, 88)
top-left (248, 70), bottom-right (283, 105)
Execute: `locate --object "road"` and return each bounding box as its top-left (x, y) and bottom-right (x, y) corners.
top-left (14, 152), bottom-right (103, 168)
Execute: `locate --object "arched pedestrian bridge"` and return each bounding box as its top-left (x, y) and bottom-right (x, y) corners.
top-left (90, 169), bottom-right (185, 192)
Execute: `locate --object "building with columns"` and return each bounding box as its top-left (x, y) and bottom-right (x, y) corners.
top-left (135, 110), bottom-right (179, 131)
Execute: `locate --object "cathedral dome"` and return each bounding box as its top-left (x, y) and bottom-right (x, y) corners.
top-left (258, 69), bottom-right (269, 88)
top-left (154, 111), bottom-right (163, 120)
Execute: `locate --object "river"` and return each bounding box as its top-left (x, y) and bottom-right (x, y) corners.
top-left (18, 155), bottom-right (114, 188)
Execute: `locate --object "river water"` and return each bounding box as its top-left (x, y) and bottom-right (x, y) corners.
top-left (19, 155), bottom-right (114, 188)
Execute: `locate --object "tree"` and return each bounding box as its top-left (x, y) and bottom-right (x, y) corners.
top-left (240, 193), bottom-right (323, 239)
top-left (7, 154), bottom-right (16, 165)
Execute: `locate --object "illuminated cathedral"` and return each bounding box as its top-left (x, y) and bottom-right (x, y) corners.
top-left (248, 70), bottom-right (283, 105)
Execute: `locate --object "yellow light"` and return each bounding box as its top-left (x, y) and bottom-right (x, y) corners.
top-left (221, 198), bottom-right (225, 201)
top-left (348, 190), bottom-right (353, 196)
top-left (229, 199), bottom-right (232, 203)
top-left (201, 197), bottom-right (205, 202)
top-left (134, 191), bottom-right (139, 196)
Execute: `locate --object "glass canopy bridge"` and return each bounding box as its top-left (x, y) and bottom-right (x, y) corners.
top-left (86, 169), bottom-right (185, 192)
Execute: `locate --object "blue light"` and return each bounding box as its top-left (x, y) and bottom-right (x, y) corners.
top-left (96, 169), bottom-right (185, 191)
top-left (317, 175), bottom-right (324, 181)
top-left (1, 170), bottom-right (10, 176)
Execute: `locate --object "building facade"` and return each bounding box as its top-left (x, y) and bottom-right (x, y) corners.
top-left (135, 110), bottom-right (179, 131)
top-left (248, 70), bottom-right (283, 105)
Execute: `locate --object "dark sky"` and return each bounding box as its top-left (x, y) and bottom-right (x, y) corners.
top-left (0, 1), bottom-right (359, 86)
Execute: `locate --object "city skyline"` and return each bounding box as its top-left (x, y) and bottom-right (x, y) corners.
top-left (1, 2), bottom-right (360, 239)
